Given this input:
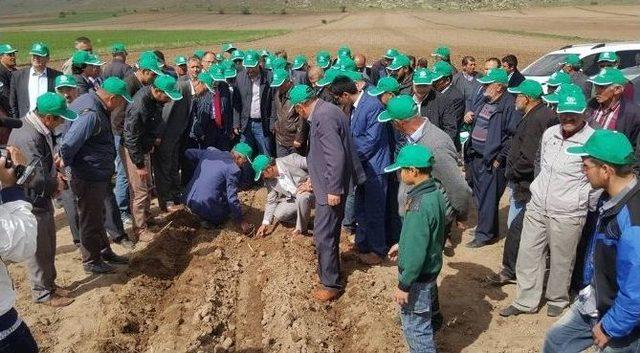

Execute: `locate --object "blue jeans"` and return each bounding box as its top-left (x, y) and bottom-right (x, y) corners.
top-left (401, 281), bottom-right (437, 353)
top-left (507, 183), bottom-right (525, 229)
top-left (543, 300), bottom-right (640, 353)
top-left (342, 187), bottom-right (356, 232)
top-left (355, 173), bottom-right (388, 257)
top-left (242, 120), bottom-right (272, 157)
top-left (113, 134), bottom-right (130, 216)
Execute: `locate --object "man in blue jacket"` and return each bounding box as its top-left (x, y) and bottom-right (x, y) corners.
top-left (330, 76), bottom-right (390, 265)
top-left (543, 129), bottom-right (640, 353)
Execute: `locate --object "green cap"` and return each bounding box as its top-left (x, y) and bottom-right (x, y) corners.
top-left (556, 89), bottom-right (587, 114)
top-left (231, 49), bottom-right (245, 62)
top-left (224, 67), bottom-right (237, 79)
top-left (197, 72), bottom-right (215, 91)
top-left (597, 51), bottom-right (618, 63)
top-left (315, 50), bottom-right (331, 69)
top-left (193, 50), bottom-right (205, 59)
top-left (263, 55), bottom-right (274, 70)
top-left (54, 74), bottom-right (78, 89)
top-left (316, 68), bottom-right (338, 87)
top-left (270, 68), bottom-right (290, 88)
top-left (333, 56), bottom-right (357, 71)
top-left (251, 154), bottom-right (271, 181)
top-left (507, 79), bottom-right (543, 99)
top-left (542, 83), bottom-right (581, 104)
top-left (222, 43), bottom-right (236, 53)
top-left (387, 54), bottom-right (411, 71)
top-left (210, 65), bottom-right (227, 82)
top-left (215, 53), bottom-right (225, 62)
top-left (368, 76), bottom-right (400, 96)
top-left (384, 144), bottom-right (434, 173)
top-left (29, 42), bottom-right (50, 57)
top-left (430, 61), bottom-right (454, 81)
top-left (546, 70), bottom-right (572, 87)
top-left (232, 142), bottom-right (253, 161)
top-left (271, 56), bottom-right (288, 70)
top-left (259, 49), bottom-right (271, 58)
top-left (588, 67), bottom-right (628, 86)
top-left (292, 55), bottom-right (308, 70)
top-left (153, 74), bottom-right (183, 101)
top-left (102, 76), bottom-right (134, 103)
top-left (566, 129), bottom-right (635, 165)
top-left (243, 50), bottom-right (260, 68)
top-left (384, 48), bottom-right (399, 60)
top-left (562, 54), bottom-right (582, 68)
top-left (36, 92), bottom-right (77, 121)
top-left (175, 56), bottom-right (188, 66)
top-left (138, 54), bottom-right (163, 75)
top-left (0, 44), bottom-right (17, 55)
top-left (413, 68), bottom-right (433, 85)
top-left (431, 46), bottom-right (450, 60)
top-left (289, 84), bottom-right (315, 105)
top-left (71, 50), bottom-right (104, 66)
top-left (337, 45), bottom-right (351, 59)
top-left (377, 95), bottom-right (418, 122)
top-left (111, 42), bottom-right (127, 54)
top-left (477, 68), bottom-right (508, 85)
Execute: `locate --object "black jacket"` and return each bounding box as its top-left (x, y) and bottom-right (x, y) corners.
top-left (102, 59), bottom-right (133, 80)
top-left (0, 64), bottom-right (14, 115)
top-left (232, 68), bottom-right (273, 130)
top-left (508, 69), bottom-right (525, 88)
top-left (9, 67), bottom-right (61, 119)
top-left (124, 86), bottom-right (164, 167)
top-left (505, 103), bottom-right (557, 203)
top-left (425, 84), bottom-right (466, 151)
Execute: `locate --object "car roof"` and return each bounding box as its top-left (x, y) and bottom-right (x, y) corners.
top-left (546, 41), bottom-right (640, 57)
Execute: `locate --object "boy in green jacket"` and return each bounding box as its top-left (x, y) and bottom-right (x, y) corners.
top-left (386, 144), bottom-right (446, 353)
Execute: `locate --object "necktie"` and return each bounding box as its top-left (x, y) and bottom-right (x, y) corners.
top-left (212, 89), bottom-right (223, 128)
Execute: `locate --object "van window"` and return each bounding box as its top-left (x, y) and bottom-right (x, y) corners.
top-left (521, 53), bottom-right (567, 76)
top-left (584, 50), bottom-right (640, 76)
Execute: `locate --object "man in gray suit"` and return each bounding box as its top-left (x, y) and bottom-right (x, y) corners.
top-left (290, 84), bottom-right (366, 302)
top-left (252, 153), bottom-right (314, 238)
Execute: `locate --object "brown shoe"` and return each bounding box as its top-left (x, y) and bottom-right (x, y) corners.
top-left (42, 293), bottom-right (74, 307)
top-left (357, 252), bottom-right (383, 265)
top-left (54, 287), bottom-right (72, 298)
top-left (312, 288), bottom-right (339, 302)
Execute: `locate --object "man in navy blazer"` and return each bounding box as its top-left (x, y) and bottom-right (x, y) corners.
top-left (330, 76), bottom-right (390, 265)
top-left (290, 84), bottom-right (366, 302)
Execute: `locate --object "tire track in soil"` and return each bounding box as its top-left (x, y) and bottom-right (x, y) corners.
top-left (234, 259), bottom-right (266, 352)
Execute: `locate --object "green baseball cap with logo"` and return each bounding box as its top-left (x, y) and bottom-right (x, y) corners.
top-left (384, 48), bottom-right (399, 60)
top-left (153, 74), bottom-right (183, 101)
top-left (292, 55), bottom-right (308, 70)
top-left (231, 50), bottom-right (245, 62)
top-left (102, 76), bottom-right (134, 103)
top-left (72, 50), bottom-right (104, 66)
top-left (477, 68), bottom-right (508, 85)
top-left (222, 43), bottom-right (236, 53)
top-left (243, 50), bottom-right (260, 68)
top-left (315, 51), bottom-right (331, 69)
top-left (413, 68), bottom-right (433, 85)
top-left (588, 67), bottom-right (628, 86)
top-left (175, 56), bottom-right (188, 66)
top-left (0, 44), bottom-right (17, 55)
top-left (597, 51), bottom-right (618, 63)
top-left (316, 68), bottom-right (338, 87)
top-left (377, 95), bottom-right (418, 122)
top-left (270, 68), bottom-right (290, 88)
top-left (546, 71), bottom-right (572, 87)
top-left (562, 54), bottom-right (582, 68)
top-left (232, 142), bottom-right (253, 161)
top-left (507, 79), bottom-right (543, 99)
top-left (337, 45), bottom-right (352, 59)
top-left (289, 84), bottom-right (315, 105)
top-left (251, 154), bottom-right (272, 181)
top-left (368, 76), bottom-right (400, 97)
top-left (138, 55), bottom-right (163, 75)
top-left (193, 50), bottom-right (205, 59)
top-left (430, 61), bottom-right (454, 81)
top-left (556, 89), bottom-right (587, 114)
top-left (387, 54), bottom-right (411, 71)
top-left (263, 55), bottom-right (275, 70)
top-left (566, 129), bottom-right (635, 165)
top-left (384, 144), bottom-right (434, 173)
top-left (36, 92), bottom-right (77, 121)
top-left (542, 83), bottom-right (581, 104)
top-left (111, 42), bottom-right (127, 54)
top-left (197, 72), bottom-right (215, 91)
top-left (29, 42), bottom-right (50, 57)
top-left (431, 46), bottom-right (450, 60)
top-left (271, 56), bottom-right (288, 71)
top-left (54, 74), bottom-right (78, 89)
top-left (333, 56), bottom-right (357, 71)
top-left (210, 65), bottom-right (227, 82)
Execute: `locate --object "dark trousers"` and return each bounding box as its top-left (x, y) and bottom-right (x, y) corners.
top-left (385, 173), bottom-right (402, 246)
top-left (313, 202), bottom-right (345, 290)
top-left (25, 206), bottom-right (56, 302)
top-left (0, 320), bottom-right (38, 353)
top-left (355, 174), bottom-right (388, 257)
top-left (152, 138), bottom-right (182, 208)
top-left (70, 178), bottom-right (111, 264)
top-left (470, 156), bottom-right (507, 243)
top-left (276, 143), bottom-right (295, 158)
top-left (501, 205), bottom-right (525, 278)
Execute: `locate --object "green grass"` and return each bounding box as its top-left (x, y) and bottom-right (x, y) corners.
top-left (3, 29), bottom-right (289, 64)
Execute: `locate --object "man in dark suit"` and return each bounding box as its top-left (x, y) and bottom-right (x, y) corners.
top-left (502, 54), bottom-right (525, 88)
top-left (425, 61), bottom-right (466, 151)
top-left (101, 43), bottom-right (133, 79)
top-left (10, 42), bottom-right (62, 120)
top-left (0, 44), bottom-right (18, 117)
top-left (290, 84), bottom-right (366, 302)
top-left (233, 50), bottom-right (274, 156)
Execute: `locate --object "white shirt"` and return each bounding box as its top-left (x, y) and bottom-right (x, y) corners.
top-left (408, 119), bottom-right (428, 143)
top-left (275, 160), bottom-right (298, 196)
top-left (250, 78), bottom-right (261, 119)
top-left (28, 67), bottom-right (48, 112)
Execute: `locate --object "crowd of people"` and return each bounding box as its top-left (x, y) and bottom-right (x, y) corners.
top-left (0, 35), bottom-right (640, 353)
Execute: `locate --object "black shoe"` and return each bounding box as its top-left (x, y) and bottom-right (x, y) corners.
top-left (499, 305), bottom-right (527, 317)
top-left (486, 271), bottom-right (516, 286)
top-left (83, 262), bottom-right (116, 274)
top-left (547, 305), bottom-right (564, 317)
top-left (101, 250), bottom-right (129, 265)
top-left (465, 239), bottom-right (489, 248)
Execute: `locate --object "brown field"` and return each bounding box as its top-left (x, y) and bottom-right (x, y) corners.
top-left (7, 5), bottom-right (640, 353)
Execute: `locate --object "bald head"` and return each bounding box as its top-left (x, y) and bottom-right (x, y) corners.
top-left (308, 66), bottom-right (324, 87)
top-left (354, 54), bottom-right (366, 69)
